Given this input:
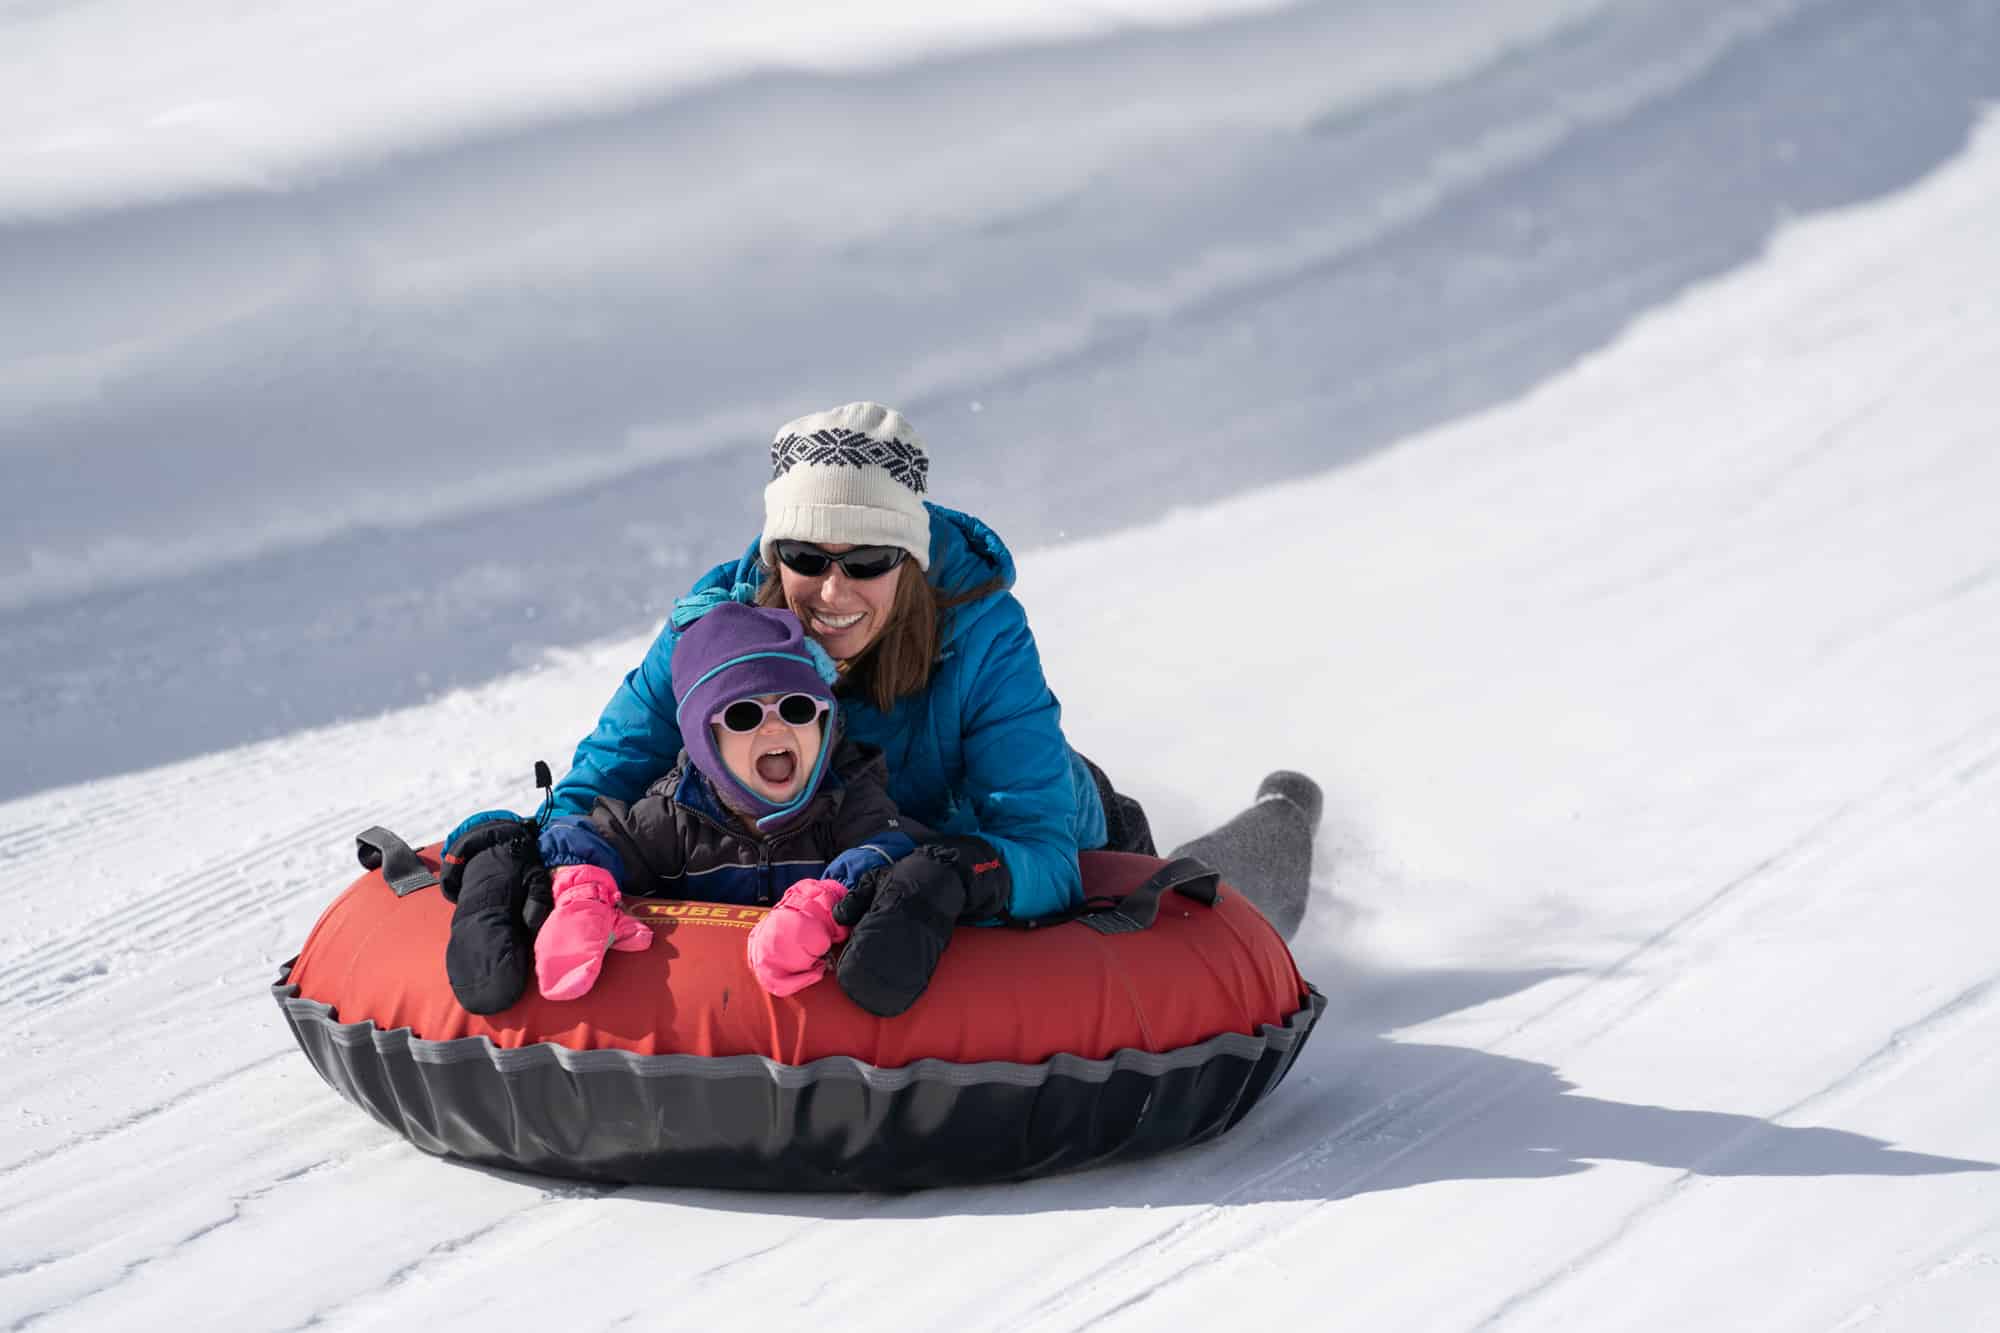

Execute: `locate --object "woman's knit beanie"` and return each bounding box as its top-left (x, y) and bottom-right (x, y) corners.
top-left (671, 601), bottom-right (839, 830)
top-left (761, 402), bottom-right (933, 572)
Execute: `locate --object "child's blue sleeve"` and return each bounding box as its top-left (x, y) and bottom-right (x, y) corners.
top-left (538, 817), bottom-right (628, 885)
top-left (824, 830), bottom-right (917, 887)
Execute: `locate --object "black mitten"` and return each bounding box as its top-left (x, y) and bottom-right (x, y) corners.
top-left (834, 838), bottom-right (1014, 1017)
top-left (440, 815), bottom-right (533, 903)
top-left (445, 832), bottom-right (553, 1015)
top-left (927, 835), bottom-right (1013, 922)
top-left (834, 846), bottom-right (967, 1018)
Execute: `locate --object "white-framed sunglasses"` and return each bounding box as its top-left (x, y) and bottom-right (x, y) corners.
top-left (711, 692), bottom-right (829, 734)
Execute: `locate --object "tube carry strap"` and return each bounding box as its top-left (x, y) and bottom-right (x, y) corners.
top-left (355, 826), bottom-right (439, 896)
top-left (1078, 856), bottom-right (1221, 935)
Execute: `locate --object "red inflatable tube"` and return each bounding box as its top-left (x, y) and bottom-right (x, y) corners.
top-left (274, 847), bottom-right (1325, 1190)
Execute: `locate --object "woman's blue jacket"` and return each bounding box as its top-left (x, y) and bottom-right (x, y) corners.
top-left (551, 504), bottom-right (1107, 920)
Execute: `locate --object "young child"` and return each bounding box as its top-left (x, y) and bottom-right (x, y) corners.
top-left (442, 601), bottom-right (917, 1012)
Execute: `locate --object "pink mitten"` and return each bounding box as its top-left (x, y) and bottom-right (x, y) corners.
top-left (747, 878), bottom-right (852, 997)
top-left (535, 865), bottom-right (653, 1001)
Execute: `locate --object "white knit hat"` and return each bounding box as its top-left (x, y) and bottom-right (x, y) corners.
top-left (761, 402), bottom-right (933, 572)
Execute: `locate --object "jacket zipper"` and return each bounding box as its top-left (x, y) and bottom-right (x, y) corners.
top-left (667, 802), bottom-right (760, 905)
top-left (678, 802), bottom-right (781, 904)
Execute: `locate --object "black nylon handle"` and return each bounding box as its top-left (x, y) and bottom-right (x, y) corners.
top-left (1079, 856), bottom-right (1221, 934)
top-left (355, 826), bottom-right (439, 896)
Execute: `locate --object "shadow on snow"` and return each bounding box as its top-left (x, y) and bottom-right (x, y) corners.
top-left (442, 958), bottom-right (1994, 1219)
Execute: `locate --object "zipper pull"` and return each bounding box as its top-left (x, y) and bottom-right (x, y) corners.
top-left (531, 760), bottom-right (556, 830)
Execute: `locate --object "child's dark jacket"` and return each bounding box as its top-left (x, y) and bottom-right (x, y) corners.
top-left (582, 739), bottom-right (912, 906)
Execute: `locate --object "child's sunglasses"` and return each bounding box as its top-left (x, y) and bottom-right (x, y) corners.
top-left (773, 540), bottom-right (908, 581)
top-left (712, 692), bottom-right (829, 734)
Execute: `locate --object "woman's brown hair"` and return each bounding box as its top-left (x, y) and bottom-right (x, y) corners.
top-left (757, 561), bottom-right (1001, 712)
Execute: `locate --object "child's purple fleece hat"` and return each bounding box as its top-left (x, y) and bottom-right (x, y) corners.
top-left (670, 601), bottom-right (838, 829)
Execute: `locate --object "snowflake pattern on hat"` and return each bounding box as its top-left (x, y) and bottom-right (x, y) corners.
top-left (770, 428), bottom-right (929, 494)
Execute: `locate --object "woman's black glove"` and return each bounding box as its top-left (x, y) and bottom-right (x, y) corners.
top-left (441, 819), bottom-right (554, 1015)
top-left (832, 837), bottom-right (1011, 1018)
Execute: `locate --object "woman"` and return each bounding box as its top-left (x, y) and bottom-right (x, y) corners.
top-left (549, 401), bottom-right (1129, 927)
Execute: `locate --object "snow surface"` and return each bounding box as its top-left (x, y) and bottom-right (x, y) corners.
top-left (20, 0), bottom-right (1998, 799)
top-left (4, 1), bottom-right (2000, 1329)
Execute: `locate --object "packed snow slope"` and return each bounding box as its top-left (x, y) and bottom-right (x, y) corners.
top-left (5, 0), bottom-right (1996, 797)
top-left (5, 81), bottom-right (2000, 1333)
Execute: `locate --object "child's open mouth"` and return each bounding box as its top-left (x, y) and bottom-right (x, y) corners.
top-left (754, 750), bottom-right (798, 788)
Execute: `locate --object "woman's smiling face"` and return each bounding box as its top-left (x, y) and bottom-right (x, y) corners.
top-left (712, 693), bottom-right (825, 804)
top-left (777, 545), bottom-right (906, 663)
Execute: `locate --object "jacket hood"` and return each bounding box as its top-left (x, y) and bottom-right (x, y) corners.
top-left (668, 602), bottom-right (839, 832)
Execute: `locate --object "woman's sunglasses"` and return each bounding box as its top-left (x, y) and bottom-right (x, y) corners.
top-left (773, 541), bottom-right (908, 581)
top-left (712, 692), bottom-right (829, 734)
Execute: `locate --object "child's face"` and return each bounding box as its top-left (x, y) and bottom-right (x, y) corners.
top-left (711, 693), bottom-right (826, 804)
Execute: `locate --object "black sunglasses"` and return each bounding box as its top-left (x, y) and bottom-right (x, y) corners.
top-left (712, 692), bottom-right (828, 734)
top-left (773, 541), bottom-right (908, 581)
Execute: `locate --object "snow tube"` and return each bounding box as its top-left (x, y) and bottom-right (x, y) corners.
top-left (273, 846), bottom-right (1325, 1190)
